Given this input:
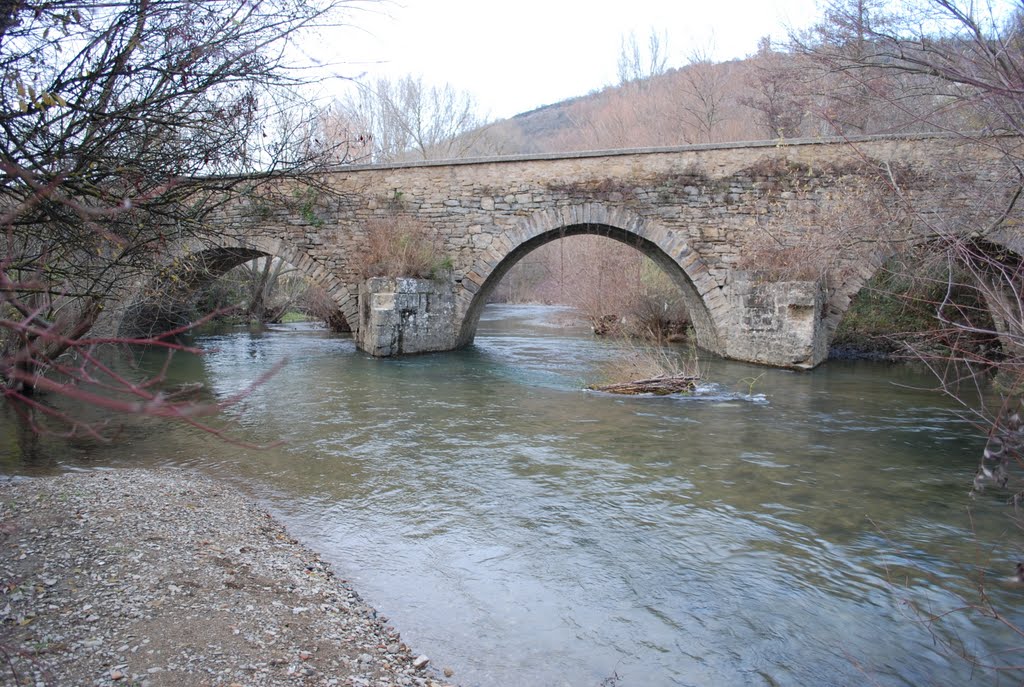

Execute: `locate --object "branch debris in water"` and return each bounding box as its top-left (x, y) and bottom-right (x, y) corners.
top-left (588, 374), bottom-right (699, 395)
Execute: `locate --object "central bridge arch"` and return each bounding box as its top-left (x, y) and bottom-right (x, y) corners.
top-left (454, 204), bottom-right (730, 353)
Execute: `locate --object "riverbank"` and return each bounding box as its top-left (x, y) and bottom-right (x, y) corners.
top-left (0, 469), bottom-right (457, 687)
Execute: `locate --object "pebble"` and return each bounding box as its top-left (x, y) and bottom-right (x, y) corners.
top-left (0, 469), bottom-right (458, 687)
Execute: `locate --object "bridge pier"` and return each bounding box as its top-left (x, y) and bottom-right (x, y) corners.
top-left (721, 276), bottom-right (829, 369)
top-left (356, 277), bottom-right (458, 356)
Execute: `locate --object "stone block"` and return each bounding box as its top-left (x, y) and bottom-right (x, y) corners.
top-left (357, 277), bottom-right (458, 357)
top-left (372, 291), bottom-right (396, 311)
top-left (724, 278), bottom-right (828, 369)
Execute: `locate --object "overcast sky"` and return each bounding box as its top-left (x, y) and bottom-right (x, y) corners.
top-left (313, 0), bottom-right (823, 120)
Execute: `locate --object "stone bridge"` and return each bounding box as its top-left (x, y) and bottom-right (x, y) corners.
top-left (136, 133), bottom-right (1022, 369)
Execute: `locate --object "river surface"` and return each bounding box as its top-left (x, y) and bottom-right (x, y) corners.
top-left (2, 304), bottom-right (1022, 686)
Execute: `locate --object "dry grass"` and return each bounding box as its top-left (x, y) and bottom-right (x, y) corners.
top-left (595, 342), bottom-right (699, 385)
top-left (355, 216), bottom-right (448, 279)
top-left (736, 232), bottom-right (841, 283)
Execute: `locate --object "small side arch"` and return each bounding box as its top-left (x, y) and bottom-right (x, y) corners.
top-left (819, 249), bottom-right (891, 346)
top-left (823, 235), bottom-right (1024, 355)
top-left (119, 235), bottom-right (357, 336)
top-left (453, 203), bottom-right (729, 353)
top-left (968, 232), bottom-right (1024, 355)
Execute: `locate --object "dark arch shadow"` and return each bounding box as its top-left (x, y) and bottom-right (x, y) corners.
top-left (120, 246), bottom-right (350, 337)
top-left (824, 237), bottom-right (1022, 356)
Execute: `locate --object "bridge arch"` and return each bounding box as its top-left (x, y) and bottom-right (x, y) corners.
top-left (454, 204), bottom-right (729, 352)
top-left (989, 228), bottom-right (1024, 258)
top-left (119, 235), bottom-right (357, 336)
top-left (820, 249), bottom-right (891, 346)
top-left (963, 232), bottom-right (1024, 355)
top-left (822, 234), bottom-right (1024, 354)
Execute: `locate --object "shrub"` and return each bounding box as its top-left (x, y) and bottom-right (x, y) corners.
top-left (355, 216), bottom-right (449, 280)
top-left (595, 344), bottom-right (696, 384)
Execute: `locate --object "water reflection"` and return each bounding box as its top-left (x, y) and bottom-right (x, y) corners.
top-left (0, 306), bottom-right (1020, 686)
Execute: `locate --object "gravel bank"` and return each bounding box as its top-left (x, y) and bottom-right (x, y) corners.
top-left (0, 469), bottom-right (457, 687)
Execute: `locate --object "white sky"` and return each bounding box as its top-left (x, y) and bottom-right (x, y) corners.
top-left (313, 0), bottom-right (823, 120)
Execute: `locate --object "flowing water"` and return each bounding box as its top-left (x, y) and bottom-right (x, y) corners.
top-left (2, 304), bottom-right (1022, 686)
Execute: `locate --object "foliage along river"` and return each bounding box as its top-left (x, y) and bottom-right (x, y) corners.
top-left (3, 304), bottom-right (1023, 686)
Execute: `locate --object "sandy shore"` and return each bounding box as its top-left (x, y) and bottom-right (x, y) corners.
top-left (0, 469), bottom-right (457, 687)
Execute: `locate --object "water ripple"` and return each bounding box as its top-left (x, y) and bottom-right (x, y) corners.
top-left (4, 305), bottom-right (1017, 687)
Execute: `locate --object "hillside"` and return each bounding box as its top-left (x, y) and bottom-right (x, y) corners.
top-left (479, 46), bottom-right (966, 157)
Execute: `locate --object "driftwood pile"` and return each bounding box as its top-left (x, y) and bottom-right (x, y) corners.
top-left (588, 374), bottom-right (699, 396)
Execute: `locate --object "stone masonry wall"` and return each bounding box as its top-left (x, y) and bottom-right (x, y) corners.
top-left (180, 134), bottom-right (1015, 367)
top-left (727, 275), bottom-right (828, 368)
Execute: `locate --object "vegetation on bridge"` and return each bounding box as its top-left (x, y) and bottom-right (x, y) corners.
top-left (354, 214), bottom-right (453, 281)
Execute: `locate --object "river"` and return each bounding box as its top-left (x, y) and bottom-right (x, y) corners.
top-left (2, 304), bottom-right (1021, 686)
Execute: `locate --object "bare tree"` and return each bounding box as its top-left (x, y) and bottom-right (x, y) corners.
top-left (1, 0), bottom-right (369, 434)
top-left (792, 0), bottom-right (983, 135)
top-left (795, 0), bottom-right (1024, 644)
top-left (740, 37), bottom-right (808, 138)
top-left (678, 47), bottom-right (732, 143)
top-left (569, 28), bottom-right (677, 149)
top-left (568, 35), bottom-right (747, 149)
top-left (316, 100), bottom-right (376, 164)
top-left (338, 74), bottom-right (498, 162)
top-left (801, 0), bottom-right (894, 133)
top-left (567, 84), bottom-right (683, 149)
top-left (617, 28), bottom-right (670, 86)
top-left (772, 8), bottom-right (1024, 675)
top-left (232, 257), bottom-right (304, 324)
